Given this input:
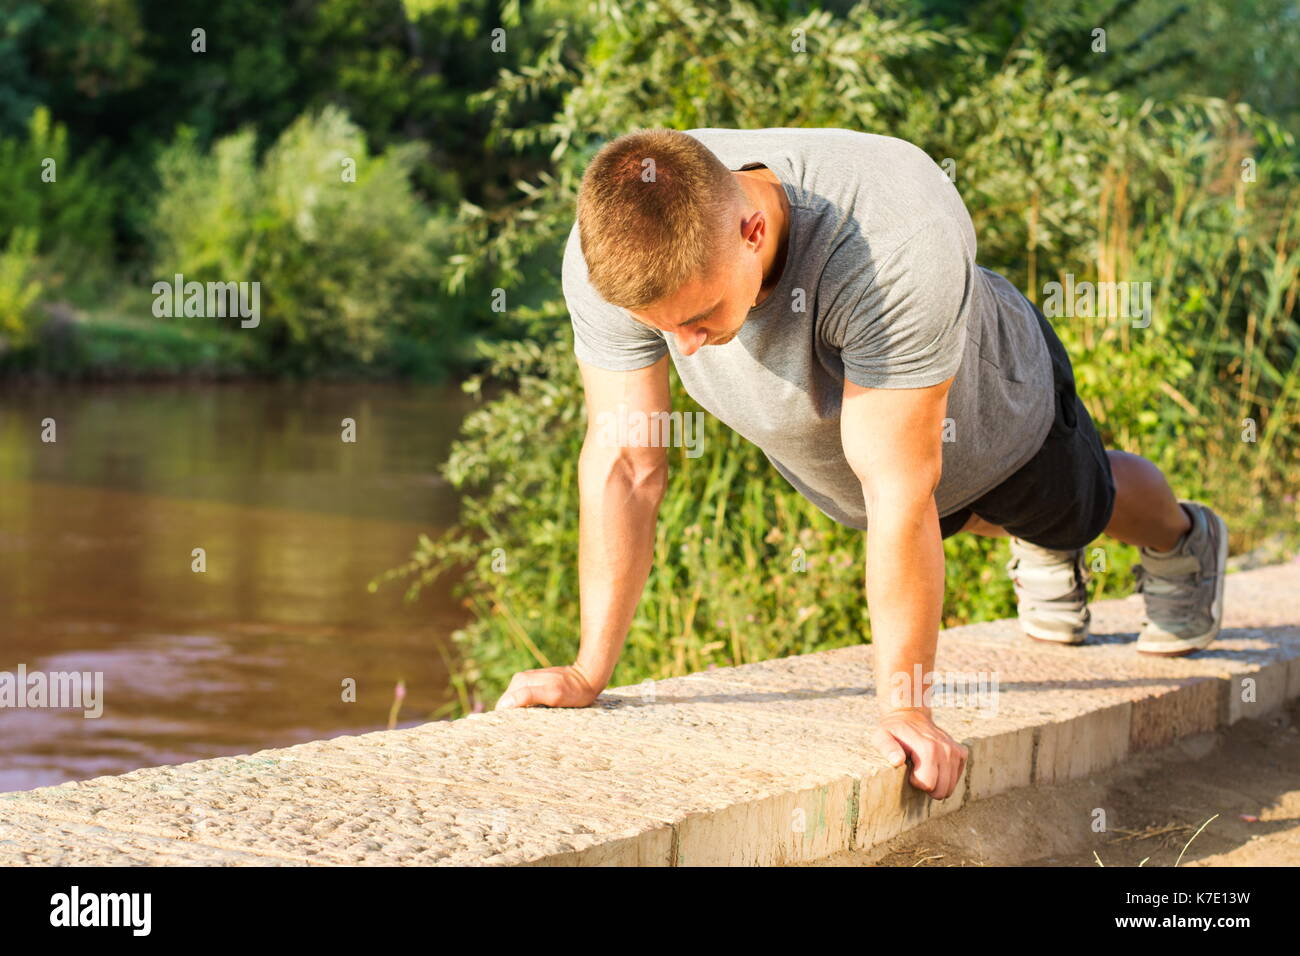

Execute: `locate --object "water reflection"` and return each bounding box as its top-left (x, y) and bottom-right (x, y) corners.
top-left (0, 382), bottom-right (474, 792)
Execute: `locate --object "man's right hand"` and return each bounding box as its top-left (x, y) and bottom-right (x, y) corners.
top-left (495, 663), bottom-right (602, 710)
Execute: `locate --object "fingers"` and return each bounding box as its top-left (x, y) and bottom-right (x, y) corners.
top-left (908, 743), bottom-right (942, 796)
top-left (495, 673), bottom-right (541, 710)
top-left (493, 689), bottom-right (522, 710)
top-left (870, 728), bottom-right (907, 766)
top-left (495, 668), bottom-right (591, 710)
top-left (878, 719), bottom-right (969, 801)
top-left (880, 722), bottom-right (938, 792)
top-left (920, 741), bottom-right (967, 801)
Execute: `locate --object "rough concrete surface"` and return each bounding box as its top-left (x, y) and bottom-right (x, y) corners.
top-left (2, 558), bottom-right (1298, 866)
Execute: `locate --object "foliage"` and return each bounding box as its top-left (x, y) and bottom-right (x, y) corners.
top-left (149, 106), bottom-right (441, 371)
top-left (0, 106), bottom-right (116, 280)
top-left (0, 229), bottom-right (43, 351)
top-left (385, 0), bottom-right (1300, 713)
top-left (7, 0), bottom-right (1300, 380)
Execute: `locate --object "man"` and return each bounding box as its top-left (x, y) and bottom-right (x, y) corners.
top-left (495, 127), bottom-right (1229, 801)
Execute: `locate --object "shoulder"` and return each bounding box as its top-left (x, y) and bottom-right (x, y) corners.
top-left (561, 221), bottom-right (595, 298)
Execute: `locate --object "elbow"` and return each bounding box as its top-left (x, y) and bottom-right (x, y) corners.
top-left (623, 455), bottom-right (669, 503)
top-left (580, 440), bottom-right (668, 505)
top-left (861, 469), bottom-right (942, 522)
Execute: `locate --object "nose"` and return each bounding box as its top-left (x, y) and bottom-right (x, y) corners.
top-left (674, 327), bottom-right (707, 356)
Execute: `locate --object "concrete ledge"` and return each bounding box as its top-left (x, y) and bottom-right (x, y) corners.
top-left (2, 560), bottom-right (1298, 866)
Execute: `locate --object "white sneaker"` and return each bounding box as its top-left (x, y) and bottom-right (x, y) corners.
top-left (1134, 501), bottom-right (1229, 656)
top-left (1006, 536), bottom-right (1092, 645)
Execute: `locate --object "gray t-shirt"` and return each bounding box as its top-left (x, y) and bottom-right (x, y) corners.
top-left (563, 127), bottom-right (1055, 529)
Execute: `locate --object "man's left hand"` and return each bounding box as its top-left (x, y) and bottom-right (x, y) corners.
top-left (871, 708), bottom-right (969, 800)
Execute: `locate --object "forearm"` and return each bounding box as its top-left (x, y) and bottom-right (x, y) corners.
top-left (864, 494), bottom-right (945, 715)
top-left (574, 446), bottom-right (665, 689)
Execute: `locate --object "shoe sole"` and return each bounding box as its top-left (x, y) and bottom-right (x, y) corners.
top-left (1013, 608), bottom-right (1086, 647)
top-left (1025, 631), bottom-right (1087, 646)
top-left (1013, 613), bottom-right (1086, 642)
top-left (1137, 508), bottom-right (1228, 657)
top-left (1023, 626), bottom-right (1087, 646)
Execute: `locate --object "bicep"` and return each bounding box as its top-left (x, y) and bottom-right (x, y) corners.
top-left (840, 375), bottom-right (954, 510)
top-left (578, 356), bottom-right (672, 472)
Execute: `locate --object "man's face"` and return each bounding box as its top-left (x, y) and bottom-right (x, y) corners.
top-left (625, 218), bottom-right (764, 357)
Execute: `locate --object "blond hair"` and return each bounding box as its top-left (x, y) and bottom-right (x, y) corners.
top-left (576, 128), bottom-right (746, 309)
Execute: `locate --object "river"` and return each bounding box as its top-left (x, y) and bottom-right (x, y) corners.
top-left (0, 381), bottom-right (476, 792)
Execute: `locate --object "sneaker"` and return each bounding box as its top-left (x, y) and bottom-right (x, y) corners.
top-left (1133, 500), bottom-right (1228, 656)
top-left (1006, 536), bottom-right (1092, 645)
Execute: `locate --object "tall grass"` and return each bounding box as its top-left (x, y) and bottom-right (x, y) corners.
top-left (1063, 128), bottom-right (1300, 544)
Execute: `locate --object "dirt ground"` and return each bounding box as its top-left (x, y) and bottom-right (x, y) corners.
top-left (802, 698), bottom-right (1300, 867)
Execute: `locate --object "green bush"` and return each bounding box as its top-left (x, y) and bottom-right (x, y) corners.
top-left (0, 107), bottom-right (116, 287)
top-left (149, 106), bottom-right (441, 371)
top-left (387, 0), bottom-right (1300, 714)
top-left (0, 228), bottom-right (43, 350)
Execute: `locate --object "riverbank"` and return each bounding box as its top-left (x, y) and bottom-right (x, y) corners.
top-left (0, 299), bottom-right (474, 383)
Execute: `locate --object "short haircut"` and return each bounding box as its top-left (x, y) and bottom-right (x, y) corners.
top-left (576, 127), bottom-right (746, 310)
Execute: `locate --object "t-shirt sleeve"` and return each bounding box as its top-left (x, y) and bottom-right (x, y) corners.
top-left (835, 217), bottom-right (971, 389)
top-left (562, 227), bottom-right (668, 371)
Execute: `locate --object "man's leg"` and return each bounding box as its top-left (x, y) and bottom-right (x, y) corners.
top-left (960, 512), bottom-right (1008, 537)
top-left (961, 446), bottom-right (1226, 655)
top-left (1099, 450), bottom-right (1191, 551)
top-left (962, 449), bottom-right (1192, 551)
top-left (957, 294), bottom-right (1226, 653)
top-left (1102, 450), bottom-right (1228, 654)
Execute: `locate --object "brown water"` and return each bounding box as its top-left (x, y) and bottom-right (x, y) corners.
top-left (0, 381), bottom-right (476, 793)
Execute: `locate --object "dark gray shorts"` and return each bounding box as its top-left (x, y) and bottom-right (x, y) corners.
top-left (938, 303), bottom-right (1116, 550)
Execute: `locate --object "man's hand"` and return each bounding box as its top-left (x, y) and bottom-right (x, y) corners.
top-left (870, 708), bottom-right (969, 801)
top-left (495, 664), bottom-right (602, 710)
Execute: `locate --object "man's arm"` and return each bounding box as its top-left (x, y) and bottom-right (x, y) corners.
top-left (496, 355), bottom-right (670, 709)
top-left (840, 375), bottom-right (969, 800)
